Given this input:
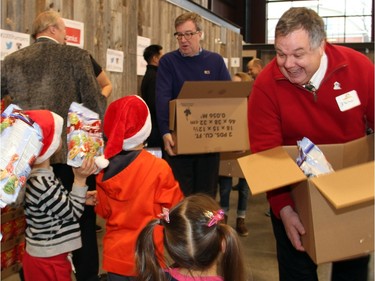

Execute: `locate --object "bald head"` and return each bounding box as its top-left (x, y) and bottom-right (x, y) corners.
top-left (247, 58), bottom-right (264, 79)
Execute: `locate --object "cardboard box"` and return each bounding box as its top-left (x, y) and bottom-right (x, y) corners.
top-left (219, 150), bottom-right (251, 177)
top-left (169, 81), bottom-right (251, 154)
top-left (237, 135), bottom-right (374, 264)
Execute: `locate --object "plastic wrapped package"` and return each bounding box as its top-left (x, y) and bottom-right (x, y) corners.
top-left (67, 102), bottom-right (104, 169)
top-left (296, 137), bottom-right (334, 177)
top-left (0, 104), bottom-right (43, 208)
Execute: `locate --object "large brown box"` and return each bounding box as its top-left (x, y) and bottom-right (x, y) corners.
top-left (238, 135), bottom-right (374, 264)
top-left (219, 151), bottom-right (251, 177)
top-left (169, 81), bottom-right (251, 155)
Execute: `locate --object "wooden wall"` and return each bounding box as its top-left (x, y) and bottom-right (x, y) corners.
top-left (1, 0), bottom-right (243, 105)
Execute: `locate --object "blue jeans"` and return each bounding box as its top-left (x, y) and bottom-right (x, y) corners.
top-left (219, 176), bottom-right (249, 217)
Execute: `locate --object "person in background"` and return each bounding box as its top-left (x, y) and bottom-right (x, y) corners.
top-left (248, 7), bottom-right (374, 281)
top-left (233, 71), bottom-right (253, 82)
top-left (135, 193), bottom-right (247, 281)
top-left (89, 55), bottom-right (112, 236)
top-left (22, 110), bottom-right (98, 281)
top-left (247, 57), bottom-right (264, 80)
top-left (141, 44), bottom-right (163, 148)
top-left (1, 10), bottom-right (106, 281)
top-left (156, 12), bottom-right (231, 197)
top-left (95, 95), bottom-right (184, 281)
top-left (90, 55), bottom-right (113, 98)
top-left (247, 58), bottom-right (271, 218)
top-left (219, 71), bottom-right (251, 237)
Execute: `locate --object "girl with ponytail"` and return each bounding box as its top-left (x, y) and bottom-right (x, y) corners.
top-left (135, 193), bottom-right (248, 281)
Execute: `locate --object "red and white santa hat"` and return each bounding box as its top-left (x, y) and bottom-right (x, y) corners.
top-left (24, 110), bottom-right (64, 164)
top-left (95, 95), bottom-right (151, 168)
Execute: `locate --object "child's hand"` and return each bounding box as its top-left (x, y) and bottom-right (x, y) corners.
top-left (86, 190), bottom-right (97, 206)
top-left (73, 157), bottom-right (97, 187)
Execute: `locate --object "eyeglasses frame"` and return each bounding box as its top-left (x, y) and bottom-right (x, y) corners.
top-left (173, 30), bottom-right (201, 40)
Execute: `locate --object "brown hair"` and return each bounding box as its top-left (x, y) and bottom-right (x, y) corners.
top-left (135, 194), bottom-right (247, 281)
top-left (234, 72), bottom-right (252, 82)
top-left (174, 12), bottom-right (203, 31)
top-left (249, 58), bottom-right (264, 69)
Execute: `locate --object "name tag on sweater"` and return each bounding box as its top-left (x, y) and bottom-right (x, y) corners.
top-left (336, 90), bottom-right (361, 112)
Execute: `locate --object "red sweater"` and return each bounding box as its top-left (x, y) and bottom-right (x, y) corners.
top-left (248, 43), bottom-right (374, 217)
top-left (95, 150), bottom-right (184, 276)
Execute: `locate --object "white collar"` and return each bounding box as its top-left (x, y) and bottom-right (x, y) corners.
top-left (36, 36), bottom-right (59, 44)
top-left (309, 52), bottom-right (327, 90)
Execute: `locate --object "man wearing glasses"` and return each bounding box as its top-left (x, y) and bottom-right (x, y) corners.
top-left (156, 12), bottom-right (231, 197)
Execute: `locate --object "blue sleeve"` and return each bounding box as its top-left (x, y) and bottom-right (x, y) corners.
top-left (218, 58), bottom-right (231, 81)
top-left (156, 57), bottom-right (174, 136)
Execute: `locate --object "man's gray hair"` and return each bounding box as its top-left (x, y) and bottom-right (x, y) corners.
top-left (275, 7), bottom-right (326, 49)
top-left (32, 10), bottom-right (61, 39)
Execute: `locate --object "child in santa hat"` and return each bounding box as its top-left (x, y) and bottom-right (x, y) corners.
top-left (21, 109), bottom-right (98, 281)
top-left (95, 95), bottom-right (184, 279)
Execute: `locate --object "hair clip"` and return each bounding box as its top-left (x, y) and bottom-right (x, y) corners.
top-left (205, 209), bottom-right (225, 227)
top-left (158, 207), bottom-right (170, 223)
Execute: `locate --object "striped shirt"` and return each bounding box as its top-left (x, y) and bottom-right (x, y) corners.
top-left (24, 166), bottom-right (88, 257)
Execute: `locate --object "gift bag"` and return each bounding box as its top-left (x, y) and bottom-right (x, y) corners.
top-left (0, 104), bottom-right (43, 208)
top-left (67, 102), bottom-right (104, 168)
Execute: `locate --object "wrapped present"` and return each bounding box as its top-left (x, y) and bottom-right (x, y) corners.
top-left (67, 102), bottom-right (104, 168)
top-left (0, 104), bottom-right (43, 208)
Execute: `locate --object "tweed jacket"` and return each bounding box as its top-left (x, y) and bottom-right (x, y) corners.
top-left (1, 38), bottom-right (106, 164)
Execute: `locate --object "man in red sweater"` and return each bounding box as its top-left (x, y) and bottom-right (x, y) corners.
top-left (248, 7), bottom-right (374, 281)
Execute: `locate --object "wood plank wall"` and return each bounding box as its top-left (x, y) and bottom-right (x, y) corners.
top-left (1, 0), bottom-right (243, 105)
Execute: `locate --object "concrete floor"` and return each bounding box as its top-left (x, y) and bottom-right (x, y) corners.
top-left (2, 190), bottom-right (374, 280)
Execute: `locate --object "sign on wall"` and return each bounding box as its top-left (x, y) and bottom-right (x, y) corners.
top-left (0, 29), bottom-right (30, 60)
top-left (136, 36), bottom-right (151, 76)
top-left (106, 48), bottom-right (124, 73)
top-left (63, 18), bottom-right (84, 49)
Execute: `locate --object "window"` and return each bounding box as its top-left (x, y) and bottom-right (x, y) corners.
top-left (266, 0), bottom-right (373, 43)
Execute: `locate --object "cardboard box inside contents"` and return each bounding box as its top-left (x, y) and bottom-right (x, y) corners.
top-left (169, 81), bottom-right (251, 155)
top-left (237, 135), bottom-right (374, 264)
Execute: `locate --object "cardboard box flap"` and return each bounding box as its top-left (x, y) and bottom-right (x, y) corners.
top-left (220, 150), bottom-right (251, 160)
top-left (341, 134), bottom-right (374, 167)
top-left (238, 147), bottom-right (306, 195)
top-left (283, 135), bottom-right (374, 171)
top-left (318, 135), bottom-right (374, 170)
top-left (310, 161), bottom-right (374, 209)
top-left (177, 81), bottom-right (252, 99)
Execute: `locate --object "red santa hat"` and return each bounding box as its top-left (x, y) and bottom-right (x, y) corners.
top-left (95, 95), bottom-right (151, 168)
top-left (24, 110), bottom-right (64, 164)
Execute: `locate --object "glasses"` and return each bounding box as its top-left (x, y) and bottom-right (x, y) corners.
top-left (174, 31), bottom-right (200, 40)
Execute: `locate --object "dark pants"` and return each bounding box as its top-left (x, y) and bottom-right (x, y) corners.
top-left (52, 163), bottom-right (99, 281)
top-left (164, 153), bottom-right (220, 197)
top-left (271, 210), bottom-right (369, 281)
top-left (107, 272), bottom-right (135, 281)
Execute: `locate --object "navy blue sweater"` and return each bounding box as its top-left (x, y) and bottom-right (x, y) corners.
top-left (155, 49), bottom-right (231, 136)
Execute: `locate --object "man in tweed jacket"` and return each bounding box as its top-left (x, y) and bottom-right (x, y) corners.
top-left (1, 10), bottom-right (106, 281)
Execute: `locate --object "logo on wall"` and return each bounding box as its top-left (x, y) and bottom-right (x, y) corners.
top-left (0, 29), bottom-right (30, 60)
top-left (63, 18), bottom-right (84, 49)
